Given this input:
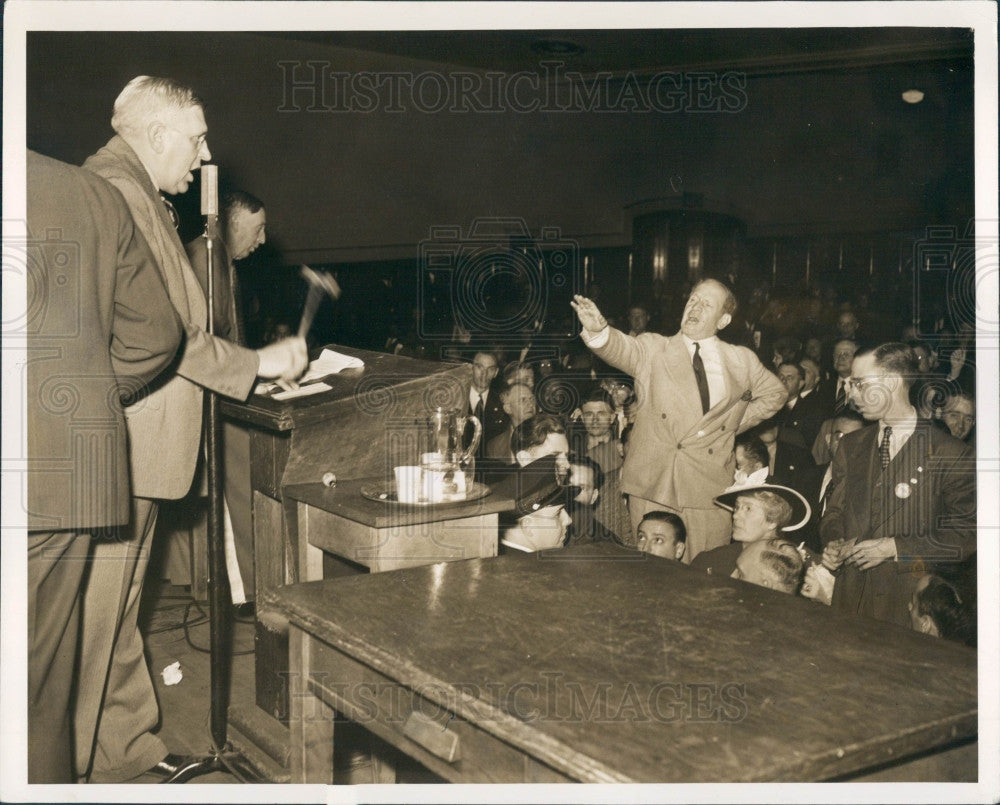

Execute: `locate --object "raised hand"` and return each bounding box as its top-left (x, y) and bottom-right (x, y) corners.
top-left (570, 294), bottom-right (608, 335)
top-left (948, 347), bottom-right (967, 379)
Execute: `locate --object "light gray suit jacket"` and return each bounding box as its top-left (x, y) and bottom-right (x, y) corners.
top-left (593, 328), bottom-right (787, 510)
top-left (84, 136), bottom-right (259, 500)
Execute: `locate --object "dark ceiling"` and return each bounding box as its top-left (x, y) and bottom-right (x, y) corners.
top-left (262, 27), bottom-right (973, 76)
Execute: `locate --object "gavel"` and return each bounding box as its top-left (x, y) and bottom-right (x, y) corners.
top-left (297, 264), bottom-right (342, 338)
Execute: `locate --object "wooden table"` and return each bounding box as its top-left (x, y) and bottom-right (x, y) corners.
top-left (264, 543), bottom-right (977, 784)
top-left (283, 478), bottom-right (514, 582)
top-left (219, 344), bottom-right (472, 778)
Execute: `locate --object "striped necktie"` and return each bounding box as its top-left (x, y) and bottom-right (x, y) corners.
top-left (834, 379), bottom-right (846, 412)
top-left (879, 425), bottom-right (892, 470)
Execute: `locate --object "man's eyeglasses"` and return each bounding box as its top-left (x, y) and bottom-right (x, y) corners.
top-left (845, 375), bottom-right (886, 394)
top-left (166, 124), bottom-right (208, 149)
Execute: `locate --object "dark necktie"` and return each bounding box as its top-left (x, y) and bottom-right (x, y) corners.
top-left (692, 342), bottom-right (710, 414)
top-left (474, 394), bottom-right (485, 422)
top-left (161, 195), bottom-right (180, 230)
top-left (879, 425), bottom-right (892, 470)
top-left (834, 379), bottom-right (846, 412)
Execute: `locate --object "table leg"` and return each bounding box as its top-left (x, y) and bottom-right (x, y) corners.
top-left (289, 627), bottom-right (335, 783)
top-left (297, 501), bottom-right (325, 583)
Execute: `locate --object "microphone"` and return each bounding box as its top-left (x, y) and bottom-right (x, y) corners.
top-left (201, 164), bottom-right (218, 217)
top-left (200, 164), bottom-right (219, 328)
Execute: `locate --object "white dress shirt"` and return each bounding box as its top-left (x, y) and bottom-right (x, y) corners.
top-left (469, 388), bottom-right (488, 413)
top-left (581, 326), bottom-right (725, 409)
top-left (878, 412), bottom-right (917, 463)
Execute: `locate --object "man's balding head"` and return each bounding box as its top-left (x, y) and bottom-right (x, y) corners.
top-left (733, 539), bottom-right (804, 594)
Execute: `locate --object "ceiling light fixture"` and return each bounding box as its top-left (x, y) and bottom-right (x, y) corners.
top-left (901, 89), bottom-right (925, 104)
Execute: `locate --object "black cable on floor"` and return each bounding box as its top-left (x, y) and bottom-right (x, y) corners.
top-left (145, 591), bottom-right (253, 655)
top-left (182, 600), bottom-right (254, 656)
top-left (145, 597), bottom-right (208, 635)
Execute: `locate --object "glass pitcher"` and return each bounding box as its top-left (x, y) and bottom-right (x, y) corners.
top-left (420, 407), bottom-right (482, 500)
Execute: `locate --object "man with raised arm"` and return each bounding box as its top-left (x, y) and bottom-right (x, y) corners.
top-left (571, 280), bottom-right (786, 561)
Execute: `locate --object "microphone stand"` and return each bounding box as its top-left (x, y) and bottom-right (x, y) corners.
top-left (164, 198), bottom-right (262, 784)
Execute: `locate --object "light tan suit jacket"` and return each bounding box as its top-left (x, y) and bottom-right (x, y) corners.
top-left (593, 328), bottom-right (787, 510)
top-left (84, 136), bottom-right (258, 500)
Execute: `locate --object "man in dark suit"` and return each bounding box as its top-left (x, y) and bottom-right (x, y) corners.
top-left (572, 281), bottom-right (787, 561)
top-left (26, 150), bottom-right (182, 782)
top-left (815, 409), bottom-right (866, 517)
top-left (740, 417), bottom-right (822, 552)
top-left (466, 350), bottom-right (508, 454)
top-left (811, 339), bottom-right (861, 465)
top-left (186, 189), bottom-right (266, 343)
top-left (821, 343), bottom-right (975, 628)
top-left (775, 362), bottom-right (824, 452)
top-left (484, 382), bottom-right (536, 462)
top-left (752, 415), bottom-right (820, 501)
top-left (827, 338), bottom-right (859, 416)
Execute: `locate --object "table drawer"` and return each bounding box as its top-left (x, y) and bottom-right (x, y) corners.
top-left (308, 637), bottom-right (571, 783)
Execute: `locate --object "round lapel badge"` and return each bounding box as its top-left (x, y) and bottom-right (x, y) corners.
top-left (895, 482), bottom-right (912, 499)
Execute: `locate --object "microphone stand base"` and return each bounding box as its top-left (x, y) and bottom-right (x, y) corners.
top-left (161, 743), bottom-right (265, 784)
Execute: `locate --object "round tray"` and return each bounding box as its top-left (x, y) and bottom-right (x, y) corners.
top-left (361, 480), bottom-right (491, 506)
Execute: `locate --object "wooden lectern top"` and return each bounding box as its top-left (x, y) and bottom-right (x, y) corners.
top-left (220, 344), bottom-right (471, 432)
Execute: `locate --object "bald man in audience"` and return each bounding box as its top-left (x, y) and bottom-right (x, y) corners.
top-left (485, 382), bottom-right (536, 462)
top-left (800, 357), bottom-right (820, 391)
top-left (816, 409), bottom-right (865, 516)
top-left (732, 539), bottom-right (806, 595)
top-left (572, 281), bottom-right (786, 562)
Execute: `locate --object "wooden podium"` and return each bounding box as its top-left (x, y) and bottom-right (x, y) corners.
top-left (220, 345), bottom-right (475, 779)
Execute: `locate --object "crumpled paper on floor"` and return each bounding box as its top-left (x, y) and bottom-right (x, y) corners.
top-left (161, 661), bottom-right (183, 686)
